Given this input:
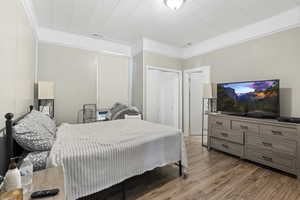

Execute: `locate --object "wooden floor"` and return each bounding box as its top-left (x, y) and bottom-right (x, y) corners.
top-left (84, 136), bottom-right (300, 200)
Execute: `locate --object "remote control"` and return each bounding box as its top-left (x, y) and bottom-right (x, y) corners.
top-left (31, 189), bottom-right (59, 199)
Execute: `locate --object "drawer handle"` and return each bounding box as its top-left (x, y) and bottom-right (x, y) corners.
top-left (221, 132), bottom-right (229, 137)
top-left (222, 144), bottom-right (229, 149)
top-left (216, 121), bottom-right (223, 126)
top-left (262, 142), bottom-right (273, 147)
top-left (262, 156), bottom-right (273, 162)
top-left (240, 125), bottom-right (248, 130)
top-left (271, 130), bottom-right (282, 135)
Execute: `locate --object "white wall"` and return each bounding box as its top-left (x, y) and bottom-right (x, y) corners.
top-left (38, 43), bottom-right (98, 124)
top-left (38, 43), bottom-right (130, 123)
top-left (143, 51), bottom-right (182, 70)
top-left (0, 0), bottom-right (36, 175)
top-left (182, 26), bottom-right (300, 117)
top-left (0, 0), bottom-right (36, 127)
top-left (98, 53), bottom-right (129, 108)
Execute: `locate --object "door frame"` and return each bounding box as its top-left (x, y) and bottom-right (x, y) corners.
top-left (183, 66), bottom-right (211, 136)
top-left (144, 66), bottom-right (183, 130)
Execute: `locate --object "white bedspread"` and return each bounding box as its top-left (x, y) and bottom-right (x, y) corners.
top-left (47, 119), bottom-right (187, 200)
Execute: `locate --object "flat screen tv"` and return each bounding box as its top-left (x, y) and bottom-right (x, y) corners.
top-left (217, 80), bottom-right (280, 118)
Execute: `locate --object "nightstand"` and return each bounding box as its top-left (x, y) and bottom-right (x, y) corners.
top-left (24, 167), bottom-right (65, 200)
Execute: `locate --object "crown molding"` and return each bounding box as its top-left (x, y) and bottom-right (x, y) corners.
top-left (139, 7), bottom-right (300, 59)
top-left (19, 1), bottom-right (300, 59)
top-left (142, 38), bottom-right (183, 58)
top-left (38, 28), bottom-right (132, 57)
top-left (183, 7), bottom-right (300, 58)
top-left (21, 0), bottom-right (132, 57)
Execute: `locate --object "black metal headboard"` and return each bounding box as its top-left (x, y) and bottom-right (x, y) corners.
top-left (1, 105), bottom-right (33, 175)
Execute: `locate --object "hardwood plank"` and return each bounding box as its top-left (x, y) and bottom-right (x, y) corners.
top-left (84, 136), bottom-right (300, 200)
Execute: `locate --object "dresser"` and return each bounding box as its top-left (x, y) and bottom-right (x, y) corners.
top-left (208, 113), bottom-right (300, 179)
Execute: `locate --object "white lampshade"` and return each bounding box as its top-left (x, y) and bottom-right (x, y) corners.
top-left (203, 83), bottom-right (216, 99)
top-left (38, 81), bottom-right (55, 99)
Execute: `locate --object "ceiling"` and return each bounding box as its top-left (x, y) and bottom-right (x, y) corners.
top-left (32, 0), bottom-right (300, 47)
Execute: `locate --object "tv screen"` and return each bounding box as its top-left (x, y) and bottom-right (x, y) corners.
top-left (217, 80), bottom-right (280, 117)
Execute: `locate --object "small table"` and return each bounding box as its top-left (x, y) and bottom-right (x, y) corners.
top-left (24, 167), bottom-right (65, 200)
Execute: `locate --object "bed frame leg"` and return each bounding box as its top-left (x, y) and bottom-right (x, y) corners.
top-left (179, 160), bottom-right (182, 177)
top-left (122, 182), bottom-right (126, 200)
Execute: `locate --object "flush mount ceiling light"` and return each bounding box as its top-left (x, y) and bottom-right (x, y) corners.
top-left (164, 0), bottom-right (186, 10)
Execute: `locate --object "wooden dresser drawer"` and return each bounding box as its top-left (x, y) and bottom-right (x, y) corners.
top-left (211, 118), bottom-right (230, 130)
top-left (211, 129), bottom-right (243, 144)
top-left (246, 134), bottom-right (297, 157)
top-left (245, 147), bottom-right (296, 174)
top-left (208, 113), bottom-right (299, 177)
top-left (261, 125), bottom-right (297, 140)
top-left (272, 153), bottom-right (296, 172)
top-left (245, 147), bottom-right (273, 166)
top-left (211, 138), bottom-right (243, 157)
top-left (232, 121), bottom-right (259, 133)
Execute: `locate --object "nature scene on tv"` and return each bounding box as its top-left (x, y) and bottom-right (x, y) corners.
top-left (217, 80), bottom-right (279, 114)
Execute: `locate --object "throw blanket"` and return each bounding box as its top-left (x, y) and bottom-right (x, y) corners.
top-left (47, 119), bottom-right (187, 200)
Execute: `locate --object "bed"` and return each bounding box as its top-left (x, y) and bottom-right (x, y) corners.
top-left (2, 106), bottom-right (187, 200)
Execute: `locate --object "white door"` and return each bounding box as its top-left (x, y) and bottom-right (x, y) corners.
top-left (189, 72), bottom-right (207, 135)
top-left (146, 69), bottom-right (180, 129)
top-left (146, 69), bottom-right (161, 124)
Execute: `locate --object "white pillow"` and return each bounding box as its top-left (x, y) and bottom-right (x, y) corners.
top-left (125, 114), bottom-right (141, 119)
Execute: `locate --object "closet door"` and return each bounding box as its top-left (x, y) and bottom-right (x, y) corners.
top-left (146, 69), bottom-right (161, 124)
top-left (146, 69), bottom-right (179, 129)
top-left (160, 71), bottom-right (179, 128)
top-left (98, 53), bottom-right (129, 108)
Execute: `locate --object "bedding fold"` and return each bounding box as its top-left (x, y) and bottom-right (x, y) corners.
top-left (47, 119), bottom-right (187, 200)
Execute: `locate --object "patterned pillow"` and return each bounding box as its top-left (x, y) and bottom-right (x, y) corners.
top-left (13, 116), bottom-right (54, 152)
top-left (28, 110), bottom-right (57, 136)
top-left (24, 151), bottom-right (49, 171)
